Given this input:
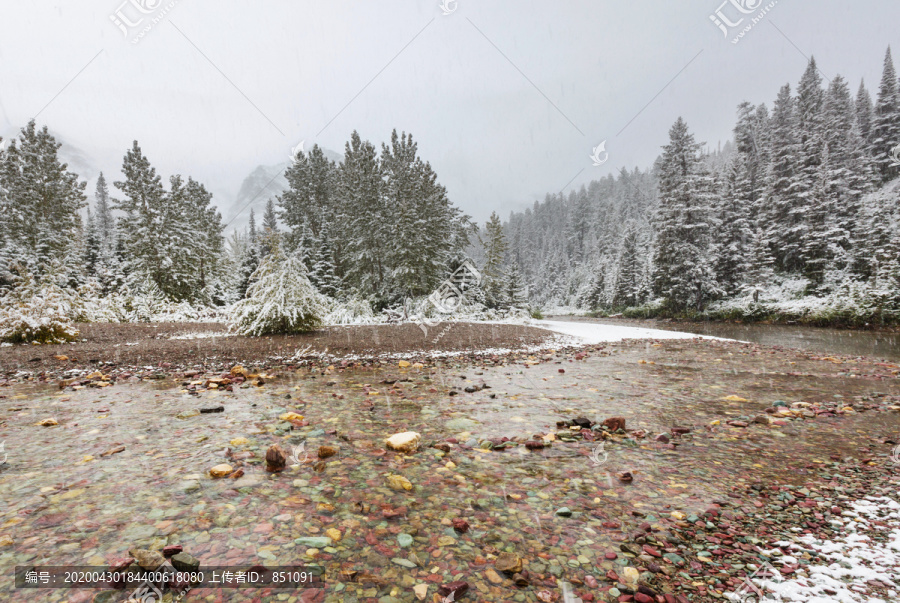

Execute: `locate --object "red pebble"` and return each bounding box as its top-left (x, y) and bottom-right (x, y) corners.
top-left (452, 518), bottom-right (470, 533)
top-left (162, 545), bottom-right (183, 557)
top-left (605, 552), bottom-right (617, 560)
top-left (558, 368), bottom-right (565, 373)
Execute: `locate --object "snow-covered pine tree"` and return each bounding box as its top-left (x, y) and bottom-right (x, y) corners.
top-left (821, 75), bottom-right (874, 275)
top-left (228, 236), bottom-right (329, 336)
top-left (856, 80), bottom-right (875, 149)
top-left (113, 141), bottom-right (174, 296)
top-left (652, 117), bottom-right (718, 312)
top-left (712, 155), bottom-right (751, 297)
top-left (870, 47), bottom-right (900, 182)
top-left (765, 84), bottom-right (801, 272)
top-left (279, 144), bottom-right (338, 244)
top-left (380, 130), bottom-right (469, 304)
top-left (505, 262), bottom-right (528, 308)
top-left (83, 207), bottom-right (99, 276)
top-left (184, 177), bottom-right (224, 299)
top-left (339, 131), bottom-right (386, 295)
top-left (481, 211), bottom-right (510, 308)
top-left (612, 220), bottom-right (644, 308)
top-left (310, 228), bottom-right (340, 298)
top-left (237, 209), bottom-right (261, 298)
top-left (794, 59), bottom-right (828, 277)
top-left (0, 121), bottom-right (86, 286)
top-left (263, 198), bottom-right (279, 235)
top-left (92, 173), bottom-right (121, 292)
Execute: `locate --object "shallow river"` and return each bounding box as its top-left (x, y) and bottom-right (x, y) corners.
top-left (1, 338), bottom-right (898, 602)
top-left (552, 316), bottom-right (900, 362)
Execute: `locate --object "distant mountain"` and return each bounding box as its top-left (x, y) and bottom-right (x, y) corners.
top-left (223, 147), bottom-right (344, 232)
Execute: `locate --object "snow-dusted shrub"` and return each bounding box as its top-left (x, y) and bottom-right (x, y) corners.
top-left (0, 273), bottom-right (81, 343)
top-left (228, 247), bottom-right (328, 336)
top-left (325, 296), bottom-right (380, 325)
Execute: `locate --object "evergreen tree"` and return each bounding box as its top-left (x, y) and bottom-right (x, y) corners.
top-left (92, 172), bottom-right (120, 291)
top-left (229, 236), bottom-right (329, 335)
top-left (481, 211), bottom-right (509, 308)
top-left (765, 84), bottom-right (801, 271)
top-left (0, 121), bottom-right (86, 286)
top-left (113, 141), bottom-right (170, 293)
top-left (871, 47), bottom-right (900, 182)
top-left (339, 131), bottom-right (387, 294)
top-left (279, 144), bottom-right (337, 242)
top-left (856, 79), bottom-right (875, 147)
top-left (713, 156), bottom-right (751, 296)
top-left (310, 231), bottom-right (340, 298)
top-left (238, 209), bottom-right (261, 298)
top-left (263, 198), bottom-right (279, 234)
top-left (652, 118), bottom-right (718, 311)
top-left (505, 262), bottom-right (528, 308)
top-left (83, 207), bottom-right (99, 275)
top-left (613, 221), bottom-right (643, 308)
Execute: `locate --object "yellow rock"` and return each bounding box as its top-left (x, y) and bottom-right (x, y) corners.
top-left (445, 461), bottom-right (456, 469)
top-left (37, 418), bottom-right (58, 426)
top-left (280, 412), bottom-right (304, 422)
top-left (325, 528), bottom-right (342, 542)
top-left (230, 365), bottom-right (249, 377)
top-left (671, 511), bottom-right (686, 520)
top-left (398, 360), bottom-right (411, 368)
top-left (54, 355), bottom-right (68, 361)
top-left (621, 566), bottom-right (640, 584)
top-left (209, 464), bottom-right (234, 478)
top-left (710, 420), bottom-right (720, 426)
top-left (230, 437), bottom-right (250, 446)
top-left (722, 395), bottom-right (749, 402)
top-left (387, 474), bottom-right (413, 491)
top-left (412, 363), bottom-right (424, 369)
top-left (85, 371), bottom-right (103, 380)
top-left (385, 432), bottom-right (421, 453)
top-left (306, 548), bottom-right (320, 558)
top-left (0, 535), bottom-right (13, 547)
top-left (413, 583), bottom-right (428, 601)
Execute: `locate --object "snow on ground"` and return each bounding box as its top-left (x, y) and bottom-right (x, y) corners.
top-left (168, 332), bottom-right (236, 340)
top-left (530, 319), bottom-right (725, 344)
top-left (736, 495), bottom-right (900, 603)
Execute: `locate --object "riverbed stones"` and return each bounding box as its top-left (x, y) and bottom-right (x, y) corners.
top-left (603, 417), bottom-right (626, 431)
top-left (170, 552), bottom-right (199, 572)
top-left (266, 444), bottom-right (287, 472)
top-left (317, 445), bottom-right (338, 458)
top-left (129, 548), bottom-right (165, 571)
top-left (495, 552), bottom-right (522, 574)
top-left (438, 581), bottom-right (469, 598)
top-left (387, 474), bottom-right (412, 491)
top-left (294, 537), bottom-right (332, 548)
top-left (385, 431), bottom-right (421, 453)
top-left (209, 463), bottom-right (233, 478)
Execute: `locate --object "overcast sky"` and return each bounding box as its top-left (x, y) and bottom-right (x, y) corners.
top-left (1, 1), bottom-right (898, 226)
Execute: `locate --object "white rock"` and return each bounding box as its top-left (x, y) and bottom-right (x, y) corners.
top-left (385, 431), bottom-right (421, 453)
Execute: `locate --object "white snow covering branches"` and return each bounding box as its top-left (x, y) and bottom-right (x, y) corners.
top-left (228, 246), bottom-right (328, 335)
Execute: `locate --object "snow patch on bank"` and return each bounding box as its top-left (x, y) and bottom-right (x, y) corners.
top-left (529, 319), bottom-right (725, 344)
top-left (168, 332), bottom-right (235, 340)
top-left (734, 494), bottom-right (900, 603)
